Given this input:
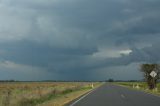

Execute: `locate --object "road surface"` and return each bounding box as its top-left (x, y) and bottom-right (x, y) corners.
top-left (68, 83), bottom-right (160, 106)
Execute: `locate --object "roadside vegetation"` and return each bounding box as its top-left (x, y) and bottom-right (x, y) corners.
top-left (0, 82), bottom-right (101, 106)
top-left (115, 82), bottom-right (160, 95)
top-left (140, 64), bottom-right (160, 89)
top-left (114, 64), bottom-right (160, 96)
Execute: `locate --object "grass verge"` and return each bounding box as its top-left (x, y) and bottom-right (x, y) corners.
top-left (0, 82), bottom-right (101, 106)
top-left (38, 83), bottom-right (102, 106)
top-left (114, 82), bottom-right (160, 96)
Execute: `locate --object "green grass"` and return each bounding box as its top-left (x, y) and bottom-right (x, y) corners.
top-left (114, 82), bottom-right (160, 96)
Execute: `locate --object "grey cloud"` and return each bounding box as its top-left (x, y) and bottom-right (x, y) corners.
top-left (0, 40), bottom-right (97, 67)
top-left (0, 0), bottom-right (160, 80)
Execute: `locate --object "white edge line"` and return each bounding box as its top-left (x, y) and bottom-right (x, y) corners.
top-left (115, 84), bottom-right (160, 98)
top-left (69, 87), bottom-right (99, 106)
top-left (144, 91), bottom-right (160, 98)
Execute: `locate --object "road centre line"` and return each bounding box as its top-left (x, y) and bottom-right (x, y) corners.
top-left (121, 94), bottom-right (125, 98)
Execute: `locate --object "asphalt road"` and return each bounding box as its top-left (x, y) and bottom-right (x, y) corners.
top-left (69, 83), bottom-right (160, 106)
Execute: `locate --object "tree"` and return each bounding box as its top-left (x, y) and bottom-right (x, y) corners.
top-left (140, 64), bottom-right (160, 89)
top-left (108, 78), bottom-right (114, 82)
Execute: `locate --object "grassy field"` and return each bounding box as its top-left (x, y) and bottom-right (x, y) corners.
top-left (0, 82), bottom-right (101, 106)
top-left (115, 82), bottom-right (160, 95)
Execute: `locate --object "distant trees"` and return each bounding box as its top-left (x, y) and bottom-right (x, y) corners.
top-left (140, 64), bottom-right (160, 89)
top-left (0, 80), bottom-right (16, 82)
top-left (108, 78), bottom-right (114, 82)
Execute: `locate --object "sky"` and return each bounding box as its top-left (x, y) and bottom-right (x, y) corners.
top-left (0, 0), bottom-right (160, 81)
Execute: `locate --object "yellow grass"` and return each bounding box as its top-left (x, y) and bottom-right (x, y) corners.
top-left (0, 82), bottom-right (100, 106)
top-left (39, 89), bottom-right (90, 106)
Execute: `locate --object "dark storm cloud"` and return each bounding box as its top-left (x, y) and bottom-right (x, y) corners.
top-left (0, 40), bottom-right (97, 67)
top-left (0, 0), bottom-right (160, 80)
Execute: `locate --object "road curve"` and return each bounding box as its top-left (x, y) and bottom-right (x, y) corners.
top-left (68, 83), bottom-right (160, 106)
